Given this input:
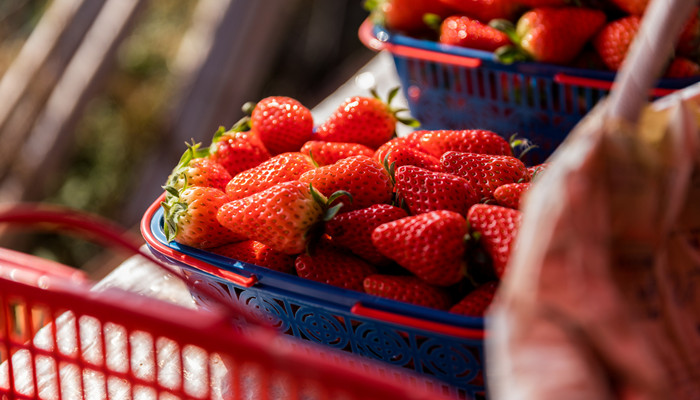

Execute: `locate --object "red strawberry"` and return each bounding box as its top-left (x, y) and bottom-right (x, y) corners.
top-left (299, 155), bottom-right (393, 213)
top-left (225, 152), bottom-right (315, 200)
top-left (382, 146), bottom-right (443, 173)
top-left (325, 204), bottom-right (409, 265)
top-left (209, 240), bottom-right (295, 274)
top-left (395, 165), bottom-right (479, 216)
top-left (418, 129), bottom-right (513, 158)
top-left (300, 141), bottom-right (374, 166)
top-left (467, 204), bottom-right (522, 278)
top-left (374, 130), bottom-right (430, 164)
top-left (248, 96), bottom-right (314, 155)
top-left (363, 274), bottom-right (453, 310)
top-left (161, 186), bottom-right (245, 249)
top-left (314, 88), bottom-right (418, 150)
top-left (372, 210), bottom-right (468, 286)
top-left (494, 7), bottom-right (606, 65)
top-left (367, 0), bottom-right (453, 34)
top-left (438, 0), bottom-right (519, 22)
top-left (439, 16), bottom-right (511, 52)
top-left (208, 125), bottom-right (271, 176)
top-left (592, 16), bottom-right (641, 71)
top-left (217, 181), bottom-right (338, 255)
top-left (526, 162), bottom-right (549, 181)
top-left (441, 151), bottom-right (527, 201)
top-left (493, 182), bottom-right (530, 209)
top-left (164, 142), bottom-right (231, 193)
top-left (665, 57), bottom-right (700, 78)
top-left (449, 281), bottom-right (499, 316)
top-left (295, 243), bottom-right (378, 291)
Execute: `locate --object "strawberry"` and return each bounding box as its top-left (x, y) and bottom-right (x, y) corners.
top-left (299, 155), bottom-right (393, 213)
top-left (164, 142), bottom-right (231, 194)
top-left (493, 7), bottom-right (606, 65)
top-left (665, 57), bottom-right (700, 78)
top-left (225, 152), bottom-right (315, 200)
top-left (467, 204), bottom-right (522, 278)
top-left (300, 141), bottom-right (374, 166)
top-left (439, 16), bottom-right (511, 52)
top-left (592, 16), bottom-right (641, 71)
top-left (295, 242), bottom-right (378, 291)
top-left (418, 129), bottom-right (513, 158)
top-left (247, 96), bottom-right (314, 156)
top-left (449, 281), bottom-right (499, 316)
top-left (208, 124), bottom-right (271, 177)
top-left (372, 210), bottom-right (468, 286)
top-left (440, 151), bottom-right (526, 201)
top-left (438, 0), bottom-right (520, 22)
top-left (373, 130), bottom-right (430, 164)
top-left (217, 181), bottom-right (345, 255)
top-left (394, 165), bottom-right (479, 216)
top-left (363, 274), bottom-right (453, 310)
top-left (382, 146), bottom-right (443, 174)
top-left (493, 182), bottom-right (530, 209)
top-left (366, 0), bottom-right (453, 34)
top-left (161, 186), bottom-right (244, 249)
top-left (325, 204), bottom-right (409, 265)
top-left (526, 162), bottom-right (549, 181)
top-left (314, 88), bottom-right (418, 150)
top-left (209, 240), bottom-right (295, 274)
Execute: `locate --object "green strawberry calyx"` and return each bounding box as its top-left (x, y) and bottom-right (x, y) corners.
top-left (309, 184), bottom-right (353, 222)
top-left (161, 184), bottom-right (188, 243)
top-left (211, 116), bottom-right (251, 144)
top-left (165, 140), bottom-right (209, 193)
top-left (509, 134), bottom-right (538, 161)
top-left (371, 86), bottom-right (421, 129)
top-left (489, 19), bottom-right (531, 65)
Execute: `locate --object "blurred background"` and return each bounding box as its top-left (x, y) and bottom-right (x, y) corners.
top-left (0, 0), bottom-right (376, 277)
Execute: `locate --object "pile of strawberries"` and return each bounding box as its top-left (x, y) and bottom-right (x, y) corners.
top-left (161, 90), bottom-right (546, 316)
top-left (368, 0), bottom-right (700, 77)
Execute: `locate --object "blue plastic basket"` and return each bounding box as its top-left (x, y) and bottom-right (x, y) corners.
top-left (141, 196), bottom-right (487, 399)
top-left (359, 18), bottom-right (700, 164)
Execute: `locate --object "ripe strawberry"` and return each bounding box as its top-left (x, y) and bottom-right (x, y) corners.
top-left (526, 162), bottom-right (549, 181)
top-left (300, 141), bottom-right (374, 166)
top-left (665, 57), bottom-right (700, 78)
top-left (217, 181), bottom-right (341, 255)
top-left (493, 182), bottom-right (530, 209)
top-left (449, 281), bottom-right (499, 316)
top-left (592, 16), bottom-right (641, 71)
top-left (367, 0), bottom-right (453, 34)
top-left (247, 96), bottom-right (314, 156)
top-left (209, 240), bottom-right (295, 274)
top-left (467, 204), bottom-right (522, 278)
top-left (441, 151), bottom-right (527, 201)
top-left (395, 165), bottom-right (479, 216)
top-left (225, 152), bottom-right (315, 200)
top-left (373, 130), bottom-right (430, 164)
top-left (363, 274), bottom-right (453, 310)
top-left (161, 186), bottom-right (245, 249)
top-left (164, 142), bottom-right (231, 194)
top-left (208, 124), bottom-right (271, 176)
top-left (438, 0), bottom-right (519, 22)
top-left (325, 204), bottom-right (409, 265)
top-left (494, 7), bottom-right (606, 65)
top-left (372, 210), bottom-right (468, 286)
top-left (418, 129), bottom-right (513, 158)
top-left (314, 88), bottom-right (418, 150)
top-left (299, 155), bottom-right (393, 213)
top-left (295, 242), bottom-right (378, 291)
top-left (382, 146), bottom-right (443, 175)
top-left (439, 16), bottom-right (511, 52)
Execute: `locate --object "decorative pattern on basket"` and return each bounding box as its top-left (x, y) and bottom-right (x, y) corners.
top-left (359, 19), bottom-right (700, 165)
top-left (143, 200), bottom-right (487, 400)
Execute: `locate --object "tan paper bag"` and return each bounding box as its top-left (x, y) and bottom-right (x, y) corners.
top-left (485, 0), bottom-right (700, 398)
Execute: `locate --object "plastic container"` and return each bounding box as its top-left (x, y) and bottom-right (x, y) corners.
top-left (141, 195), bottom-right (487, 399)
top-left (358, 18), bottom-right (700, 164)
top-left (0, 203), bottom-right (452, 400)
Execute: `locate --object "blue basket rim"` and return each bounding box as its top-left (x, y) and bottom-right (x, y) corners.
top-left (372, 22), bottom-right (700, 89)
top-left (146, 204), bottom-right (486, 333)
